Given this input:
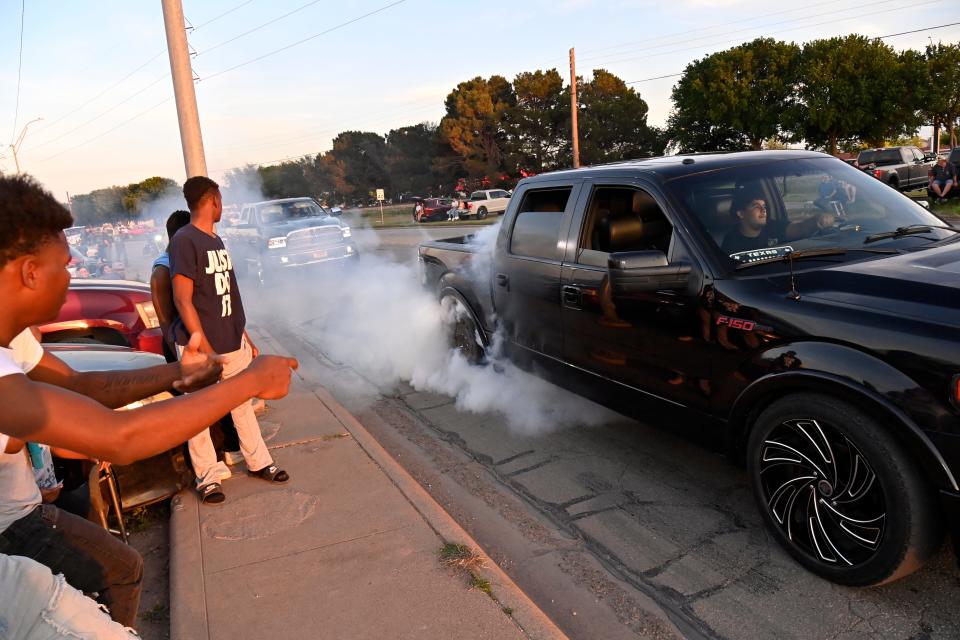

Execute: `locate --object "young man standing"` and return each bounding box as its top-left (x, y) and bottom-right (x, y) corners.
top-left (171, 176), bottom-right (289, 503)
top-left (0, 174), bottom-right (298, 635)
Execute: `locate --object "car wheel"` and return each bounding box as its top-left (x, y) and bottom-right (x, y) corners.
top-left (747, 393), bottom-right (942, 586)
top-left (255, 256), bottom-right (272, 288)
top-left (477, 207), bottom-right (488, 220)
top-left (440, 295), bottom-right (484, 364)
top-left (888, 177), bottom-right (900, 191)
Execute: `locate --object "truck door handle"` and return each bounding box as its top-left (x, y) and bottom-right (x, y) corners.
top-left (496, 273), bottom-right (509, 288)
top-left (562, 285), bottom-right (581, 306)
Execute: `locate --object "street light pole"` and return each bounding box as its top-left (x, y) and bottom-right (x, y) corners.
top-left (10, 117), bottom-right (43, 174)
top-left (161, 0), bottom-right (208, 178)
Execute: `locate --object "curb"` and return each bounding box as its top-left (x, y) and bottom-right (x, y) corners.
top-left (257, 326), bottom-right (570, 640)
top-left (168, 487), bottom-right (207, 640)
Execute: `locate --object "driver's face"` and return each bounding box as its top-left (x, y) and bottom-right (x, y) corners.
top-left (739, 200), bottom-right (767, 231)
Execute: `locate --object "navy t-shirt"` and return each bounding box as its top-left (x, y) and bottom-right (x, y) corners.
top-left (169, 224), bottom-right (246, 354)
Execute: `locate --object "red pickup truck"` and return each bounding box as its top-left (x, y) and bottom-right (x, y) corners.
top-left (39, 279), bottom-right (164, 355)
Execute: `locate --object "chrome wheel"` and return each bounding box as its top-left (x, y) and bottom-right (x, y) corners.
top-left (759, 418), bottom-right (886, 567)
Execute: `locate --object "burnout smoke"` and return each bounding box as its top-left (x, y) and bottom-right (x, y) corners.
top-left (265, 221), bottom-right (615, 434)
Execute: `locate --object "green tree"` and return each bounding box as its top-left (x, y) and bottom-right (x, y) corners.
top-left (70, 186), bottom-right (127, 225)
top-left (258, 159), bottom-right (312, 199)
top-left (122, 176), bottom-right (180, 216)
top-left (792, 35), bottom-right (920, 154)
top-left (668, 38), bottom-right (800, 151)
top-left (440, 75), bottom-right (516, 176)
top-left (504, 69), bottom-right (569, 173)
top-left (325, 131), bottom-right (389, 199)
top-left (578, 69), bottom-right (663, 164)
top-left (385, 123), bottom-right (438, 196)
top-left (924, 42), bottom-right (960, 149)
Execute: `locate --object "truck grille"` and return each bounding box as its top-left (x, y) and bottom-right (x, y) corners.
top-left (286, 226), bottom-right (342, 250)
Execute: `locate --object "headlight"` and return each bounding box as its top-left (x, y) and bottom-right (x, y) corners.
top-left (135, 301), bottom-right (160, 329)
top-left (341, 226), bottom-right (352, 238)
top-left (267, 237), bottom-right (287, 249)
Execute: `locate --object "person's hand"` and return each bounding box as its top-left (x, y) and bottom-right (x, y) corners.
top-left (247, 355), bottom-right (299, 399)
top-left (40, 483), bottom-right (63, 504)
top-left (174, 332), bottom-right (225, 392)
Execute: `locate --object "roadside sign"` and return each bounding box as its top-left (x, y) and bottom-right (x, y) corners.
top-left (376, 188), bottom-right (385, 202)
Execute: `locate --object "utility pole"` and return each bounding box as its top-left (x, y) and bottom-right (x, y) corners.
top-left (569, 47), bottom-right (580, 169)
top-left (161, 0), bottom-right (208, 178)
top-left (10, 117), bottom-right (43, 174)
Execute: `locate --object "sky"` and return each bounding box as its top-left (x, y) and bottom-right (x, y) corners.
top-left (1, 0), bottom-right (958, 199)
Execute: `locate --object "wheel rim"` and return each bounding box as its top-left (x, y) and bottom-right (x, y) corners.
top-left (759, 418), bottom-right (887, 567)
top-left (452, 316), bottom-right (476, 359)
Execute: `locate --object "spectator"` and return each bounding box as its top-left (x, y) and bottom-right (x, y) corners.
top-left (930, 156), bottom-right (956, 201)
top-left (0, 173), bottom-right (298, 633)
top-left (151, 210), bottom-right (242, 479)
top-left (170, 176), bottom-right (290, 505)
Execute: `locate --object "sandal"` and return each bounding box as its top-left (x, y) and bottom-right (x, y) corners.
top-left (199, 482), bottom-right (225, 504)
top-left (249, 464), bottom-right (289, 483)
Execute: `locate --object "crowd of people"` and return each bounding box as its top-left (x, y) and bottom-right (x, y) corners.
top-left (0, 174), bottom-right (298, 638)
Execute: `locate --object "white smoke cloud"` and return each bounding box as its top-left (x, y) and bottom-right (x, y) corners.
top-left (251, 221), bottom-right (616, 434)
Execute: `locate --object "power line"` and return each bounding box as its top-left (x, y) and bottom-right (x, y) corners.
top-left (196, 0), bottom-right (325, 56)
top-left (199, 0), bottom-right (409, 82)
top-left (34, 0), bottom-right (252, 138)
top-left (27, 73), bottom-right (170, 152)
top-left (578, 0), bottom-right (842, 57)
top-left (10, 0), bottom-right (26, 145)
top-left (593, 0), bottom-right (945, 68)
top-left (625, 20), bottom-right (960, 85)
top-left (578, 0), bottom-right (904, 65)
top-left (36, 96), bottom-right (174, 164)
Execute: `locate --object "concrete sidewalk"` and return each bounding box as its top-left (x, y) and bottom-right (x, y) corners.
top-left (169, 327), bottom-right (568, 640)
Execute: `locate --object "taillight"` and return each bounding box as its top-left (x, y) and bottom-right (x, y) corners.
top-left (135, 301), bottom-right (160, 329)
top-left (952, 375), bottom-right (960, 408)
top-left (873, 169), bottom-right (884, 178)
top-left (466, 202), bottom-right (472, 209)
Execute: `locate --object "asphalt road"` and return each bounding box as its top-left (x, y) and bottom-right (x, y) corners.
top-left (138, 226), bottom-right (960, 639)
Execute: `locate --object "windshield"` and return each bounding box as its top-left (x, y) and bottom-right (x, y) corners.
top-left (857, 148), bottom-right (902, 166)
top-left (258, 200), bottom-right (325, 224)
top-left (666, 157), bottom-right (953, 272)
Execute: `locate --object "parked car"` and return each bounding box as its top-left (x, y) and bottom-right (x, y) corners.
top-left (419, 150), bottom-right (960, 586)
top-left (50, 344), bottom-right (193, 511)
top-left (414, 197), bottom-right (456, 222)
top-left (222, 197), bottom-right (356, 285)
top-left (39, 279), bottom-right (163, 355)
top-left (856, 146), bottom-right (935, 191)
top-left (464, 189), bottom-right (511, 219)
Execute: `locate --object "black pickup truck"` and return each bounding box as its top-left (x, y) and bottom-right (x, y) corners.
top-left (419, 150), bottom-right (960, 587)
top-left (222, 197), bottom-right (356, 285)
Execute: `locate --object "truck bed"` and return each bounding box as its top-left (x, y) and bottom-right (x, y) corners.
top-left (418, 234), bottom-right (494, 337)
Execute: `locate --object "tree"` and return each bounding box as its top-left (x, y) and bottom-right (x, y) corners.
top-left (385, 123), bottom-right (438, 196)
top-left (792, 35), bottom-right (920, 154)
top-left (325, 131), bottom-right (389, 199)
top-left (258, 160), bottom-right (312, 199)
top-left (440, 76), bottom-right (516, 176)
top-left (504, 69), bottom-right (569, 173)
top-left (70, 186), bottom-right (126, 225)
top-left (578, 69), bottom-right (663, 164)
top-left (122, 176), bottom-right (180, 216)
top-left (668, 38), bottom-right (800, 151)
top-left (924, 42), bottom-right (960, 149)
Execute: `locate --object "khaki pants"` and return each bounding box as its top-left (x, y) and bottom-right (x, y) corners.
top-left (186, 337), bottom-right (273, 487)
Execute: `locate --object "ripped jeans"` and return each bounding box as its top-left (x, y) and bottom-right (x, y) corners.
top-left (0, 553), bottom-right (137, 639)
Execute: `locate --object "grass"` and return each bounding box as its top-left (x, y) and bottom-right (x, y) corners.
top-left (469, 573), bottom-right (493, 596)
top-left (903, 188), bottom-right (960, 221)
top-left (139, 603), bottom-right (169, 624)
top-left (439, 543), bottom-right (485, 571)
top-left (123, 501), bottom-right (170, 534)
top-left (343, 205), bottom-right (500, 230)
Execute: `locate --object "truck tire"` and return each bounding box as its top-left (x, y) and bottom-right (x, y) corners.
top-left (746, 393), bottom-right (943, 586)
top-left (477, 207), bottom-right (488, 220)
top-left (440, 295), bottom-right (484, 364)
top-left (888, 176), bottom-right (900, 191)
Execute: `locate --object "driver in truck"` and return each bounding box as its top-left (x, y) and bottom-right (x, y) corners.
top-left (721, 190), bottom-right (836, 255)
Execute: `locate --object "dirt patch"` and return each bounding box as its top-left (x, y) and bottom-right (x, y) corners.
top-left (128, 501), bottom-right (171, 640)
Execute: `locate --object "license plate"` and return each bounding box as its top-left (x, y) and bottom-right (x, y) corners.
top-left (312, 249), bottom-right (327, 259)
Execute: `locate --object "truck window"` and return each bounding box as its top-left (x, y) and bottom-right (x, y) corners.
top-left (577, 186), bottom-right (672, 267)
top-left (470, 192), bottom-right (485, 201)
top-left (509, 187), bottom-right (572, 260)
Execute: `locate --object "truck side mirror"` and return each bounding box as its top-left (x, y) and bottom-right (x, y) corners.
top-left (608, 250), bottom-right (691, 296)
